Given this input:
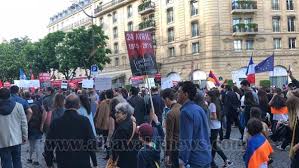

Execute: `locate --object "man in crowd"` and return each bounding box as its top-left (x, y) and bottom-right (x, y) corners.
top-left (128, 87), bottom-right (147, 125)
top-left (44, 94), bottom-right (97, 168)
top-left (42, 87), bottom-right (55, 113)
top-left (10, 85), bottom-right (33, 121)
top-left (161, 88), bottom-right (181, 168)
top-left (0, 88), bottom-right (28, 168)
top-left (240, 80), bottom-right (259, 104)
top-left (149, 87), bottom-right (165, 123)
top-left (177, 81), bottom-right (211, 168)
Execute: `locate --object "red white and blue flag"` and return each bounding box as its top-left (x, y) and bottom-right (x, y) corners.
top-left (246, 56), bottom-right (255, 84)
top-left (243, 134), bottom-right (273, 168)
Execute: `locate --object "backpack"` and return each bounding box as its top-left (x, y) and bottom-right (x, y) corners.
top-left (28, 103), bottom-right (43, 130)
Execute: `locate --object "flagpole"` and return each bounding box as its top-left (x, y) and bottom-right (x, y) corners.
top-left (271, 52), bottom-right (275, 87)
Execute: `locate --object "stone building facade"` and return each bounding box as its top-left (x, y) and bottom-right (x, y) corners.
top-left (48, 0), bottom-right (299, 88)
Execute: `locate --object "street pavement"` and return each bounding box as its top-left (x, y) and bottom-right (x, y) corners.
top-left (20, 128), bottom-right (290, 168)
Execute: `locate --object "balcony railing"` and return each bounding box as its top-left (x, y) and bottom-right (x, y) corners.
top-left (138, 1), bottom-right (155, 15)
top-left (233, 23), bottom-right (258, 35)
top-left (139, 20), bottom-right (155, 30)
top-left (94, 0), bottom-right (127, 15)
top-left (232, 1), bottom-right (257, 14)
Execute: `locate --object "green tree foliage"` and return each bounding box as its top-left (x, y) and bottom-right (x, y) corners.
top-left (0, 25), bottom-right (111, 80)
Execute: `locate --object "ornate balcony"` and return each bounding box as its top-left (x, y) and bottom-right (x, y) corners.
top-left (138, 1), bottom-right (155, 15)
top-left (233, 23), bottom-right (258, 36)
top-left (231, 1), bottom-right (257, 14)
top-left (139, 20), bottom-right (155, 31)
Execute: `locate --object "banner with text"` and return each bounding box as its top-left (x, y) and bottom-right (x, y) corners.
top-left (125, 31), bottom-right (158, 76)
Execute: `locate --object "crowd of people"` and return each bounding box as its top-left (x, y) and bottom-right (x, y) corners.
top-left (0, 71), bottom-right (299, 168)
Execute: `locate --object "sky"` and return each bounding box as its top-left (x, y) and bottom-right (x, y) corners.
top-left (0, 0), bottom-right (73, 42)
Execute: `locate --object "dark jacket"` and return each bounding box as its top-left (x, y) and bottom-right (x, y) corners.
top-left (128, 95), bottom-right (147, 125)
top-left (137, 144), bottom-right (160, 168)
top-left (111, 116), bottom-right (138, 168)
top-left (223, 91), bottom-right (240, 115)
top-left (44, 109), bottom-right (97, 168)
top-left (151, 94), bottom-right (165, 123)
top-left (0, 99), bottom-right (16, 115)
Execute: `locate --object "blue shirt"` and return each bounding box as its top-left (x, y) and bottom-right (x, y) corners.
top-left (11, 94), bottom-right (30, 111)
top-left (179, 101), bottom-right (212, 166)
top-left (77, 106), bottom-right (97, 136)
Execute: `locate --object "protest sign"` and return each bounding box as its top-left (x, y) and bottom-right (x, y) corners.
top-left (94, 77), bottom-right (112, 91)
top-left (82, 79), bottom-right (94, 89)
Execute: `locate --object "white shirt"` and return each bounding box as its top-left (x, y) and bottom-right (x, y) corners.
top-left (209, 103), bottom-right (221, 129)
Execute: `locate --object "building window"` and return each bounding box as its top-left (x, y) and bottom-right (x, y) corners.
top-left (272, 0), bottom-right (280, 10)
top-left (190, 0), bottom-right (199, 16)
top-left (273, 38), bottom-right (282, 49)
top-left (192, 42), bottom-right (200, 54)
top-left (234, 40), bottom-right (242, 51)
top-left (113, 27), bottom-right (118, 38)
top-left (191, 21), bottom-right (199, 37)
top-left (112, 11), bottom-right (117, 23)
top-left (99, 17), bottom-right (103, 27)
top-left (286, 0), bottom-right (294, 10)
top-left (114, 43), bottom-right (119, 54)
top-left (288, 16), bottom-right (295, 32)
top-left (115, 58), bottom-right (119, 66)
top-left (167, 8), bottom-right (174, 24)
top-left (289, 38), bottom-right (296, 48)
top-left (166, 0), bottom-right (173, 4)
top-left (168, 47), bottom-right (175, 57)
top-left (272, 17), bottom-right (281, 32)
top-left (168, 27), bottom-right (174, 42)
top-left (246, 39), bottom-right (254, 50)
top-left (127, 5), bottom-right (133, 18)
top-left (128, 22), bottom-right (133, 31)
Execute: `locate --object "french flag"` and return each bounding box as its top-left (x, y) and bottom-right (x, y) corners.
top-left (246, 56), bottom-right (256, 84)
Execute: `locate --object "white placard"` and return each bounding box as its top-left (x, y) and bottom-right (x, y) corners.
top-left (61, 80), bottom-right (68, 89)
top-left (14, 80), bottom-right (40, 88)
top-left (145, 78), bottom-right (155, 88)
top-left (82, 79), bottom-right (94, 89)
top-left (161, 78), bottom-right (173, 89)
top-left (94, 77), bottom-right (112, 91)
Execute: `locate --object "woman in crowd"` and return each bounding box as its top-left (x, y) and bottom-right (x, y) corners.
top-left (257, 89), bottom-right (270, 120)
top-left (206, 90), bottom-right (233, 168)
top-left (94, 89), bottom-right (114, 159)
top-left (269, 88), bottom-right (288, 133)
top-left (110, 102), bottom-right (138, 168)
top-left (51, 93), bottom-right (65, 124)
top-left (286, 95), bottom-right (299, 168)
top-left (27, 98), bottom-right (44, 166)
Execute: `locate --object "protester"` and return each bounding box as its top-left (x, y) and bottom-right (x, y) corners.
top-left (78, 94), bottom-right (97, 136)
top-left (286, 95), bottom-right (299, 168)
top-left (161, 88), bottom-right (181, 168)
top-left (94, 90), bottom-right (113, 159)
top-left (110, 102), bottom-right (137, 168)
top-left (244, 91), bottom-right (258, 126)
top-left (10, 85), bottom-right (33, 121)
top-left (42, 87), bottom-right (55, 113)
top-left (27, 101), bottom-right (44, 165)
top-left (88, 89), bottom-right (99, 117)
top-left (128, 87), bottom-right (147, 125)
top-left (240, 80), bottom-right (259, 104)
top-left (223, 85), bottom-right (243, 139)
top-left (50, 93), bottom-right (65, 124)
top-left (257, 89), bottom-right (270, 120)
top-left (137, 123), bottom-right (160, 168)
top-left (0, 88), bottom-right (28, 168)
top-left (177, 81), bottom-right (211, 168)
top-left (110, 88), bottom-right (127, 118)
top-left (269, 88), bottom-right (288, 133)
top-left (288, 70), bottom-right (299, 88)
top-left (149, 87), bottom-right (165, 123)
top-left (206, 90), bottom-right (233, 168)
top-left (243, 118), bottom-right (273, 168)
top-left (44, 94), bottom-right (97, 168)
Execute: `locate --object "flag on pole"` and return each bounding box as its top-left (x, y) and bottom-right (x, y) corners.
top-left (19, 68), bottom-right (27, 80)
top-left (208, 70), bottom-right (220, 86)
top-left (255, 54), bottom-right (274, 73)
top-left (246, 56), bottom-right (256, 84)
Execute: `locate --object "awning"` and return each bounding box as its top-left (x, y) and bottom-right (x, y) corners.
top-left (98, 72), bottom-right (126, 80)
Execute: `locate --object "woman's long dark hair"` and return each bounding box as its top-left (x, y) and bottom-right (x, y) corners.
top-left (79, 94), bottom-right (91, 115)
top-left (271, 95), bottom-right (286, 109)
top-left (258, 89), bottom-right (269, 107)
